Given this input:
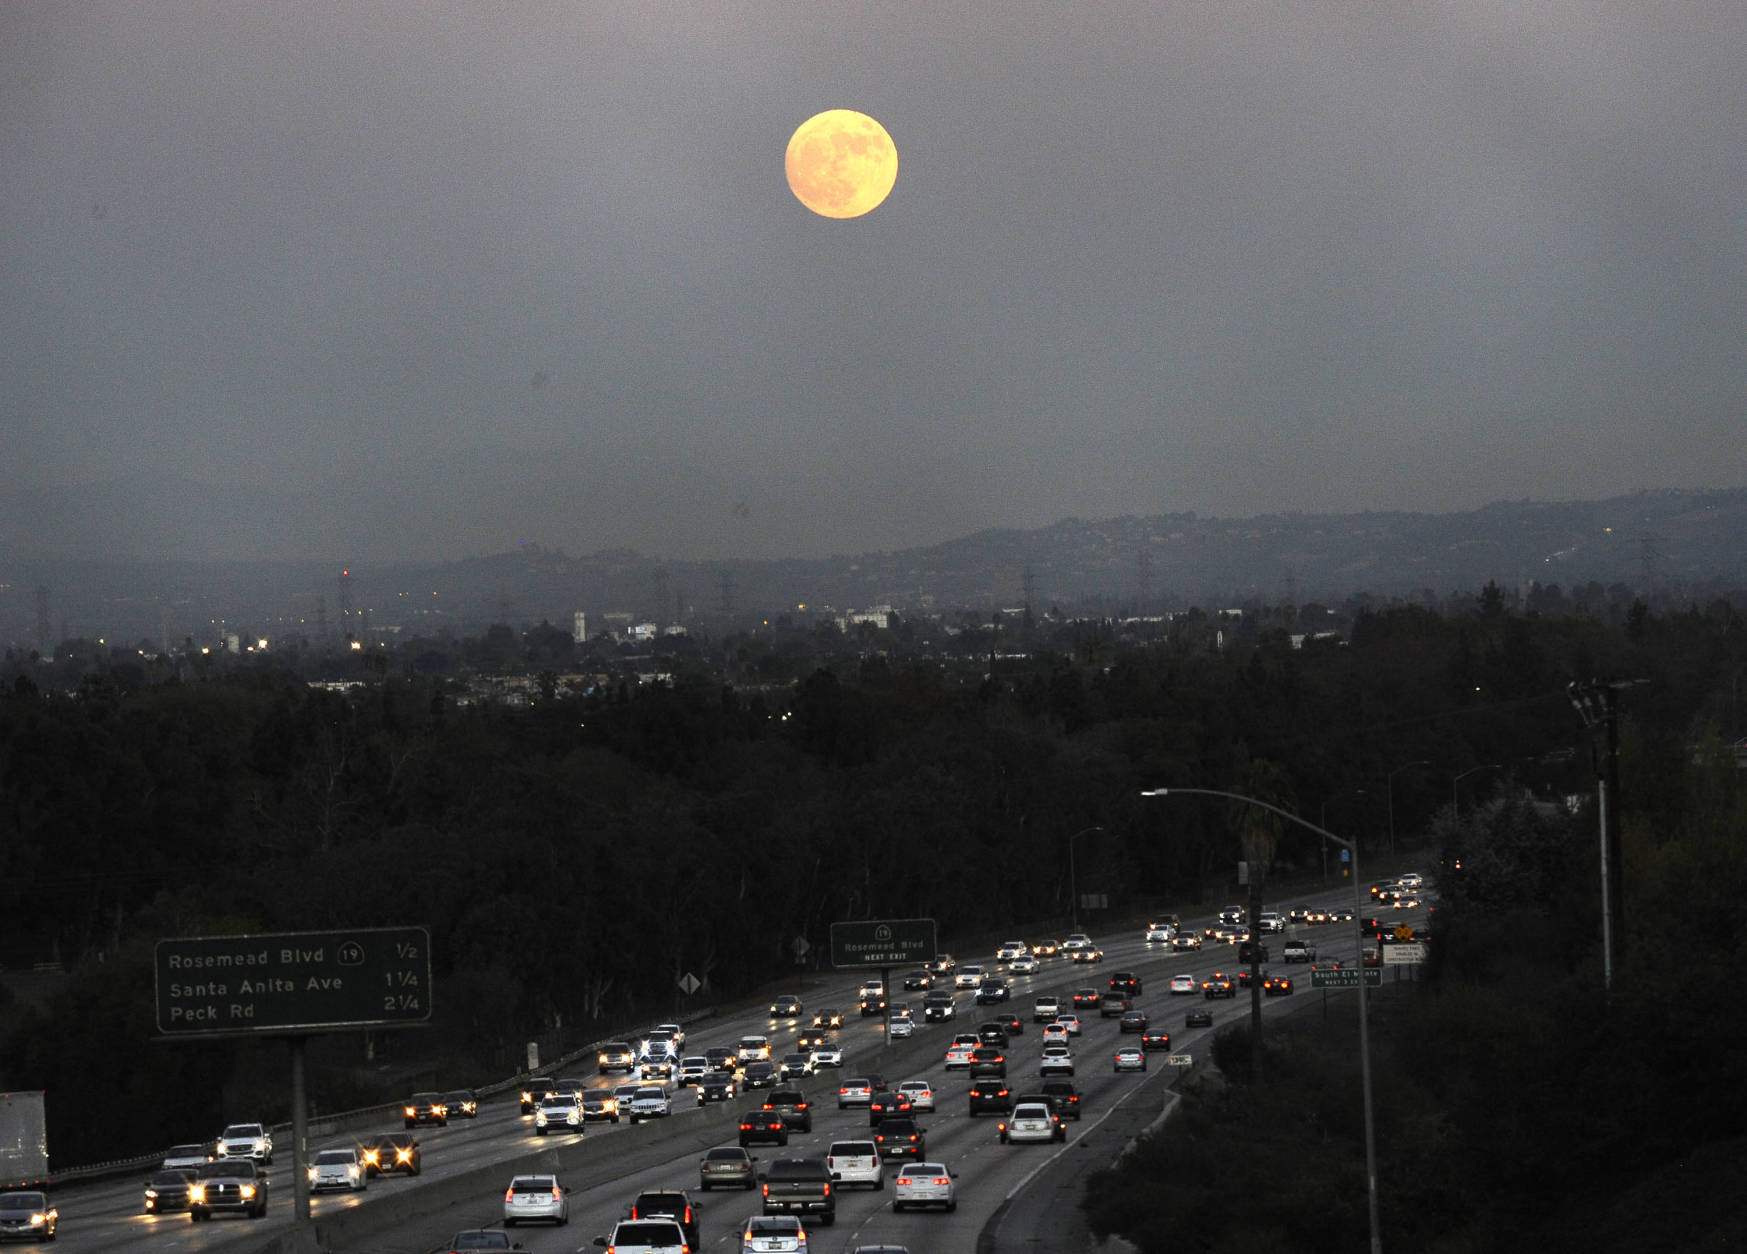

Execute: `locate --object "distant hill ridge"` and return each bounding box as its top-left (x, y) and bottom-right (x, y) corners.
top-left (3, 488), bottom-right (1744, 646)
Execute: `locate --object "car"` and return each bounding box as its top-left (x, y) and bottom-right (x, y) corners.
top-left (614, 1082), bottom-right (644, 1113)
top-left (1238, 940), bottom-right (1270, 965)
top-left (641, 1054), bottom-right (676, 1081)
top-left (641, 1036), bottom-right (679, 1065)
top-left (592, 1219), bottom-right (690, 1253)
top-left (188, 1158), bottom-right (270, 1219)
top-left (867, 1088), bottom-right (913, 1125)
top-left (1219, 906), bottom-right (1245, 926)
top-left (1236, 967), bottom-right (1259, 988)
top-left (999, 1101), bottom-right (1065, 1144)
top-left (1140, 1027), bottom-right (1172, 1051)
top-left (1169, 973), bottom-right (1197, 995)
top-left (944, 1037), bottom-right (979, 1068)
top-left (1070, 945), bottom-right (1104, 964)
top-left (1037, 1078), bottom-right (1084, 1120)
top-left (1033, 995), bottom-right (1061, 1022)
top-left (838, 1076), bottom-right (877, 1107)
top-left (144, 1167), bottom-right (197, 1212)
top-left (902, 968), bottom-right (933, 990)
top-left (1202, 973), bottom-right (1236, 999)
top-left (812, 1008), bottom-right (845, 1030)
top-left (1283, 939), bottom-right (1316, 962)
top-left (599, 1042), bottom-right (638, 1074)
top-left (629, 1086), bottom-right (671, 1122)
top-left (810, 1043), bottom-right (845, 1067)
top-left (762, 1089), bottom-right (814, 1132)
top-left (1062, 932), bottom-right (1092, 950)
top-left (1258, 911), bottom-right (1284, 933)
top-left (445, 1232), bottom-right (522, 1253)
top-left (1040, 1044), bottom-right (1075, 1075)
top-left (700, 1144), bottom-right (758, 1190)
top-left (993, 1011), bottom-right (1025, 1036)
top-left (698, 1074), bottom-right (737, 1104)
top-left (1114, 1046), bottom-right (1147, 1072)
top-left (1118, 1008), bottom-right (1149, 1033)
top-left (896, 1079), bottom-right (935, 1111)
top-left (443, 1089), bottom-right (479, 1118)
top-left (1144, 920), bottom-right (1173, 942)
top-left (679, 1057), bottom-right (715, 1086)
top-left (1031, 938), bottom-right (1061, 957)
top-left (307, 1147), bottom-right (368, 1193)
top-left (929, 953), bottom-right (956, 974)
top-left (739, 1036), bottom-right (773, 1062)
top-left (1399, 871), bottom-right (1425, 889)
top-left (404, 1091), bottom-right (448, 1127)
top-left (653, 1023), bottom-right (687, 1048)
top-left (968, 1046), bottom-right (1007, 1077)
top-left (873, 1115), bottom-right (926, 1160)
top-left (162, 1143), bottom-right (212, 1170)
top-left (779, 1052), bottom-right (815, 1080)
top-left (361, 1132), bottom-right (420, 1176)
top-left (1171, 933), bottom-right (1203, 951)
top-left (891, 1161), bottom-right (957, 1212)
top-left (770, 993), bottom-right (804, 1017)
top-left (535, 1093), bottom-right (585, 1135)
top-left (858, 979), bottom-right (885, 999)
top-left (921, 991), bottom-right (956, 1021)
top-left (1057, 1013), bottom-right (1083, 1035)
top-left (216, 1122), bottom-right (274, 1163)
top-left (1264, 972), bottom-right (1295, 996)
top-left (1009, 953), bottom-right (1039, 974)
top-left (859, 991), bottom-right (888, 1016)
top-left (741, 1214), bottom-right (810, 1252)
top-left (739, 1110), bottom-right (789, 1146)
top-left (628, 1189), bottom-right (702, 1247)
top-left (1108, 971), bottom-right (1143, 996)
top-left (996, 939), bottom-right (1028, 960)
top-left (977, 1021), bottom-right (1011, 1046)
top-left (1072, 987), bottom-right (1102, 1011)
top-left (968, 1077), bottom-right (1013, 1115)
top-left (1185, 1006), bottom-right (1213, 1028)
top-left (758, 1157), bottom-right (836, 1225)
top-left (503, 1174), bottom-right (569, 1226)
top-left (743, 1061), bottom-right (778, 1090)
top-left (953, 964), bottom-right (984, 989)
top-left (975, 977), bottom-right (1012, 1004)
top-left (887, 1014), bottom-right (915, 1039)
top-left (584, 1089), bottom-right (623, 1121)
top-left (1099, 992), bottom-right (1132, 1017)
top-left (706, 1046), bottom-right (738, 1073)
top-left (826, 1139), bottom-right (885, 1190)
top-left (1041, 1022), bottom-right (1069, 1045)
top-left (521, 1075), bottom-right (558, 1112)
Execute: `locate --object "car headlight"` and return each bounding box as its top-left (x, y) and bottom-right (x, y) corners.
top-left (239, 1184), bottom-right (256, 1199)
top-left (189, 1185), bottom-right (206, 1202)
top-left (307, 1168), bottom-right (318, 1181)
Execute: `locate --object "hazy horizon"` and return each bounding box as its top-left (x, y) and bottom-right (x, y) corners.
top-left (6, 2), bottom-right (1746, 563)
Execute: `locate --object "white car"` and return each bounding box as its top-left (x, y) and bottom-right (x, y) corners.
top-left (1062, 933), bottom-right (1092, 950)
top-left (1040, 1044), bottom-right (1075, 1076)
top-left (1144, 922), bottom-right (1173, 942)
top-left (897, 1080), bottom-right (935, 1112)
top-left (741, 1214), bottom-right (809, 1253)
top-left (999, 1101), bottom-right (1064, 1144)
top-left (944, 1041), bottom-right (977, 1069)
top-left (1169, 973), bottom-right (1197, 995)
top-left (534, 1094), bottom-right (585, 1135)
top-left (216, 1123), bottom-right (273, 1163)
top-left (1114, 1046), bottom-right (1147, 1073)
top-left (677, 1057), bottom-right (713, 1085)
top-left (503, 1173), bottom-right (569, 1226)
top-left (1041, 1022), bottom-right (1070, 1044)
top-left (1259, 911), bottom-right (1284, 933)
top-left (1008, 954), bottom-right (1039, 975)
top-left (887, 1015), bottom-right (914, 1039)
top-left (307, 1147), bottom-right (366, 1193)
top-left (891, 1160), bottom-right (957, 1211)
top-left (162, 1144), bottom-right (211, 1170)
top-left (628, 1086), bottom-right (671, 1122)
top-left (810, 1044), bottom-right (845, 1067)
top-left (954, 964), bottom-right (985, 989)
top-left (825, 1139), bottom-right (884, 1190)
top-left (653, 1022), bottom-right (686, 1048)
top-left (996, 940), bottom-right (1028, 961)
top-left (1056, 1013), bottom-right (1082, 1036)
top-left (600, 1218), bottom-right (690, 1253)
top-left (738, 1036), bottom-right (772, 1062)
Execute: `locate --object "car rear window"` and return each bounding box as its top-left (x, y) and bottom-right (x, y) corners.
top-left (616, 1221), bottom-right (686, 1241)
top-left (511, 1177), bottom-right (556, 1193)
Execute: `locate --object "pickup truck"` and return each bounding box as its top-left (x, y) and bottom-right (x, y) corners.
top-left (760, 1157), bottom-right (836, 1224)
top-left (1032, 996), bottom-right (1060, 1023)
top-left (1283, 939), bottom-right (1316, 963)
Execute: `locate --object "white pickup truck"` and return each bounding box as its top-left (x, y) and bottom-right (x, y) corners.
top-left (1283, 939), bottom-right (1316, 963)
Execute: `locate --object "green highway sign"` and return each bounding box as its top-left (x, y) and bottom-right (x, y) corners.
top-left (829, 918), bottom-right (938, 969)
top-left (1310, 966), bottom-right (1383, 989)
top-left (155, 926), bottom-right (432, 1037)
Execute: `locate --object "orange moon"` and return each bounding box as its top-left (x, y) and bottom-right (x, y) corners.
top-left (785, 110), bottom-right (898, 219)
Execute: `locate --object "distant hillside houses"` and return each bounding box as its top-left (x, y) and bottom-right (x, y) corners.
top-left (836, 605), bottom-right (894, 630)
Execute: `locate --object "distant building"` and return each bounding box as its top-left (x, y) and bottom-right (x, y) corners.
top-left (572, 611), bottom-right (587, 643)
top-left (836, 605), bottom-right (894, 630)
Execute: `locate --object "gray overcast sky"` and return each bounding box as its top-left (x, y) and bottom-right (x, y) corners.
top-left (4, 1), bottom-right (1745, 563)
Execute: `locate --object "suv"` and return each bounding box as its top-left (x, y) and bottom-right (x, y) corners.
top-left (362, 1132), bottom-right (421, 1176)
top-left (826, 1139), bottom-right (884, 1190)
top-left (403, 1092), bottom-right (447, 1127)
top-left (968, 1046), bottom-right (1007, 1078)
top-left (592, 1219), bottom-right (690, 1253)
top-left (968, 1077), bottom-right (1013, 1115)
top-left (521, 1076), bottom-right (557, 1113)
top-left (1038, 1079), bottom-right (1083, 1120)
top-left (922, 991), bottom-right (955, 1021)
top-left (1033, 995), bottom-right (1061, 1023)
top-left (535, 1094), bottom-right (585, 1135)
top-left (628, 1189), bottom-right (701, 1246)
top-left (1099, 992), bottom-right (1132, 1017)
top-left (759, 1157), bottom-right (836, 1224)
top-left (762, 1089), bottom-right (814, 1132)
top-left (215, 1122), bottom-right (273, 1163)
top-left (1108, 971), bottom-right (1143, 997)
top-left (598, 1042), bottom-right (637, 1074)
top-left (873, 1115), bottom-right (926, 1160)
top-left (189, 1158), bottom-right (269, 1220)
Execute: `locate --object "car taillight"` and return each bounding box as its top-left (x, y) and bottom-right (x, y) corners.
top-left (933, 1175), bottom-right (950, 1185)
top-left (761, 1184), bottom-right (770, 1197)
top-left (504, 1187), bottom-right (514, 1202)
top-left (822, 1182), bottom-right (831, 1196)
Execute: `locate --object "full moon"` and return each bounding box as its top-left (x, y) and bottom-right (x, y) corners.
top-left (785, 109), bottom-right (898, 219)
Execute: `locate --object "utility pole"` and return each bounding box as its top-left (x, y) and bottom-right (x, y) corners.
top-left (1568, 678), bottom-right (1644, 992)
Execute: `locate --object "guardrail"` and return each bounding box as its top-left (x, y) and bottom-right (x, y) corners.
top-left (47, 1008), bottom-right (719, 1189)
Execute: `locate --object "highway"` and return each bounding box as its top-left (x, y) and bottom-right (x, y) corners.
top-left (36, 882), bottom-right (1428, 1253)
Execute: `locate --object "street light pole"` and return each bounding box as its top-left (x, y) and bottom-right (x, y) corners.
top-left (1142, 787), bottom-right (1383, 1254)
top-left (1450, 763), bottom-right (1502, 815)
top-left (1319, 790), bottom-right (1366, 885)
top-left (1066, 825), bottom-right (1104, 934)
top-left (1386, 760), bottom-right (1432, 857)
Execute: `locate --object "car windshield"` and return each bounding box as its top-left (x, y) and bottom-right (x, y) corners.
top-left (314, 1150), bottom-right (354, 1165)
top-left (618, 1222), bottom-right (685, 1241)
top-left (201, 1161), bottom-right (254, 1178)
top-left (221, 1125), bottom-right (262, 1137)
top-left (452, 1235), bottom-right (510, 1251)
top-left (1, 1193), bottom-right (47, 1209)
